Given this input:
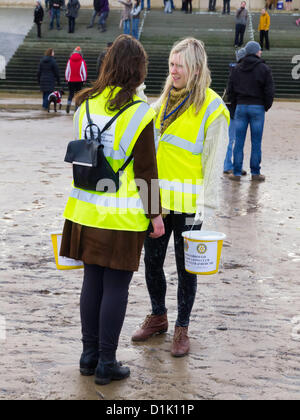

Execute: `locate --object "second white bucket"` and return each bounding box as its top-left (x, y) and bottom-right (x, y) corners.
top-left (182, 230), bottom-right (226, 275)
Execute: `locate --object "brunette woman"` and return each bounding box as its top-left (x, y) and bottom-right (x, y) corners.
top-left (60, 35), bottom-right (164, 385)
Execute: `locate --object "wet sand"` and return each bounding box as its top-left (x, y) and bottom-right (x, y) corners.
top-left (0, 100), bottom-right (300, 400)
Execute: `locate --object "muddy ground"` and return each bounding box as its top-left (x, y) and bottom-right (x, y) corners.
top-left (0, 98), bottom-right (299, 400)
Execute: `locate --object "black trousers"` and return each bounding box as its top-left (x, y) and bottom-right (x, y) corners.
top-left (234, 23), bottom-right (246, 46)
top-left (223, 0), bottom-right (230, 13)
top-left (80, 264), bottom-right (133, 361)
top-left (209, 0), bottom-right (216, 11)
top-left (144, 212), bottom-right (202, 327)
top-left (68, 16), bottom-right (75, 33)
top-left (260, 30), bottom-right (270, 50)
top-left (36, 23), bottom-right (41, 38)
top-left (67, 81), bottom-right (83, 105)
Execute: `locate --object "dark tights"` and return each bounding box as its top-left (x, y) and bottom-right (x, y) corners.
top-left (144, 212), bottom-right (201, 327)
top-left (80, 263), bottom-right (133, 361)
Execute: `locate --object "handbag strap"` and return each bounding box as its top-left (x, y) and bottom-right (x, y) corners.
top-left (86, 98), bottom-right (144, 172)
top-left (86, 98), bottom-right (143, 137)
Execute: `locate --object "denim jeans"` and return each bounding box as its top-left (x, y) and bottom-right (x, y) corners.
top-left (233, 104), bottom-right (265, 176)
top-left (223, 118), bottom-right (235, 172)
top-left (132, 17), bottom-right (139, 39)
top-left (50, 8), bottom-right (60, 29)
top-left (42, 91), bottom-right (51, 108)
top-left (123, 19), bottom-right (131, 35)
top-left (141, 0), bottom-right (151, 9)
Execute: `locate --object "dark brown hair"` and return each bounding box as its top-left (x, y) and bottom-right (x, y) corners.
top-left (75, 35), bottom-right (148, 111)
top-left (44, 48), bottom-right (54, 56)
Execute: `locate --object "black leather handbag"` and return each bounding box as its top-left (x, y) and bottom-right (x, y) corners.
top-left (64, 98), bottom-right (142, 192)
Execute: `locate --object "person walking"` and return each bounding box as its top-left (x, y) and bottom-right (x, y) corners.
top-left (131, 38), bottom-right (230, 357)
top-left (37, 48), bottom-right (60, 109)
top-left (227, 41), bottom-right (274, 182)
top-left (87, 0), bottom-right (102, 28)
top-left (131, 0), bottom-right (141, 39)
top-left (222, 0), bottom-right (230, 14)
top-left (66, 0), bottom-right (80, 34)
top-left (60, 34), bottom-right (164, 385)
top-left (234, 1), bottom-right (248, 47)
top-left (49, 0), bottom-right (63, 30)
top-left (34, 0), bottom-right (44, 39)
top-left (65, 46), bottom-right (87, 113)
top-left (223, 48), bottom-right (247, 175)
top-left (258, 8), bottom-right (270, 51)
top-left (119, 0), bottom-right (132, 35)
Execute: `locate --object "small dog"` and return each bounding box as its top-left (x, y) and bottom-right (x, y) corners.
top-left (47, 89), bottom-right (64, 113)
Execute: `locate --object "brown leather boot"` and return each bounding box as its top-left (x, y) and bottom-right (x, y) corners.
top-left (131, 313), bottom-right (168, 342)
top-left (171, 326), bottom-right (190, 357)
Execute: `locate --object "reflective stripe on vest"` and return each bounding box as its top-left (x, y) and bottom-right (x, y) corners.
top-left (156, 88), bottom-right (229, 213)
top-left (63, 87), bottom-right (156, 231)
top-left (70, 187), bottom-right (144, 210)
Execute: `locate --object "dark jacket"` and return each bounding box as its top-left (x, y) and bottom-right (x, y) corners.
top-left (37, 56), bottom-right (60, 92)
top-left (227, 54), bottom-right (274, 112)
top-left (93, 0), bottom-right (102, 12)
top-left (66, 0), bottom-right (80, 18)
top-left (34, 4), bottom-right (44, 23)
top-left (49, 0), bottom-right (63, 9)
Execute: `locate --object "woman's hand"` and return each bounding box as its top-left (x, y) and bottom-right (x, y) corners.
top-left (149, 215), bottom-right (165, 239)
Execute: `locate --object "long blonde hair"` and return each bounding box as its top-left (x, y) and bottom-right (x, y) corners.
top-left (160, 38), bottom-right (211, 114)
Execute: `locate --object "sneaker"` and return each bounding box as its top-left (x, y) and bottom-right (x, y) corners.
top-left (86, 24), bottom-right (93, 28)
top-left (131, 313), bottom-right (168, 342)
top-left (251, 174), bottom-right (265, 182)
top-left (223, 170), bottom-right (233, 175)
top-left (241, 169), bottom-right (247, 176)
top-left (228, 174), bottom-right (241, 181)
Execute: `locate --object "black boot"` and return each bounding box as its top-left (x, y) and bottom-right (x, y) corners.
top-left (95, 360), bottom-right (130, 385)
top-left (79, 343), bottom-right (99, 376)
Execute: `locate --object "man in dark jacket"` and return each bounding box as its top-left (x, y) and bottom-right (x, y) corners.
top-left (87, 0), bottom-right (102, 28)
top-left (49, 0), bottom-right (63, 30)
top-left (227, 41), bottom-right (274, 182)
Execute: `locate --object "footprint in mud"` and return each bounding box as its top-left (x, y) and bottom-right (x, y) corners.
top-left (223, 262), bottom-right (248, 270)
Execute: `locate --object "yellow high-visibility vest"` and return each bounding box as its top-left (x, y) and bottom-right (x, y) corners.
top-left (155, 88), bottom-right (230, 213)
top-left (63, 86), bottom-right (156, 232)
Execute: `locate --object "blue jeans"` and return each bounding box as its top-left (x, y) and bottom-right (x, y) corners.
top-left (223, 118), bottom-right (235, 172)
top-left (132, 17), bottom-right (139, 39)
top-left (123, 19), bottom-right (131, 34)
top-left (42, 91), bottom-right (51, 108)
top-left (233, 104), bottom-right (265, 176)
top-left (50, 8), bottom-right (60, 29)
top-left (141, 0), bottom-right (151, 9)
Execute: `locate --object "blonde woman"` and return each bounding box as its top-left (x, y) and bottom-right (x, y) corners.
top-left (132, 38), bottom-right (230, 357)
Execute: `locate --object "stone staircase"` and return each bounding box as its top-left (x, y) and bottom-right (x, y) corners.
top-left (1, 9), bottom-right (300, 99)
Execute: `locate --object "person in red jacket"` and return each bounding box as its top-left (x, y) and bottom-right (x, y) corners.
top-left (65, 46), bottom-right (87, 113)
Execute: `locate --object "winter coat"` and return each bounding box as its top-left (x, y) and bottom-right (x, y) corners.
top-left (235, 7), bottom-right (248, 26)
top-left (65, 52), bottom-right (87, 82)
top-left (258, 12), bottom-right (270, 31)
top-left (34, 4), bottom-right (44, 24)
top-left (227, 54), bottom-right (274, 112)
top-left (37, 55), bottom-right (60, 92)
top-left (49, 0), bottom-right (63, 9)
top-left (94, 0), bottom-right (102, 12)
top-left (66, 0), bottom-right (80, 18)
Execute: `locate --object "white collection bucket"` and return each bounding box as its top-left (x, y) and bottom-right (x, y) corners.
top-left (51, 232), bottom-right (84, 270)
top-left (182, 230), bottom-right (226, 275)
